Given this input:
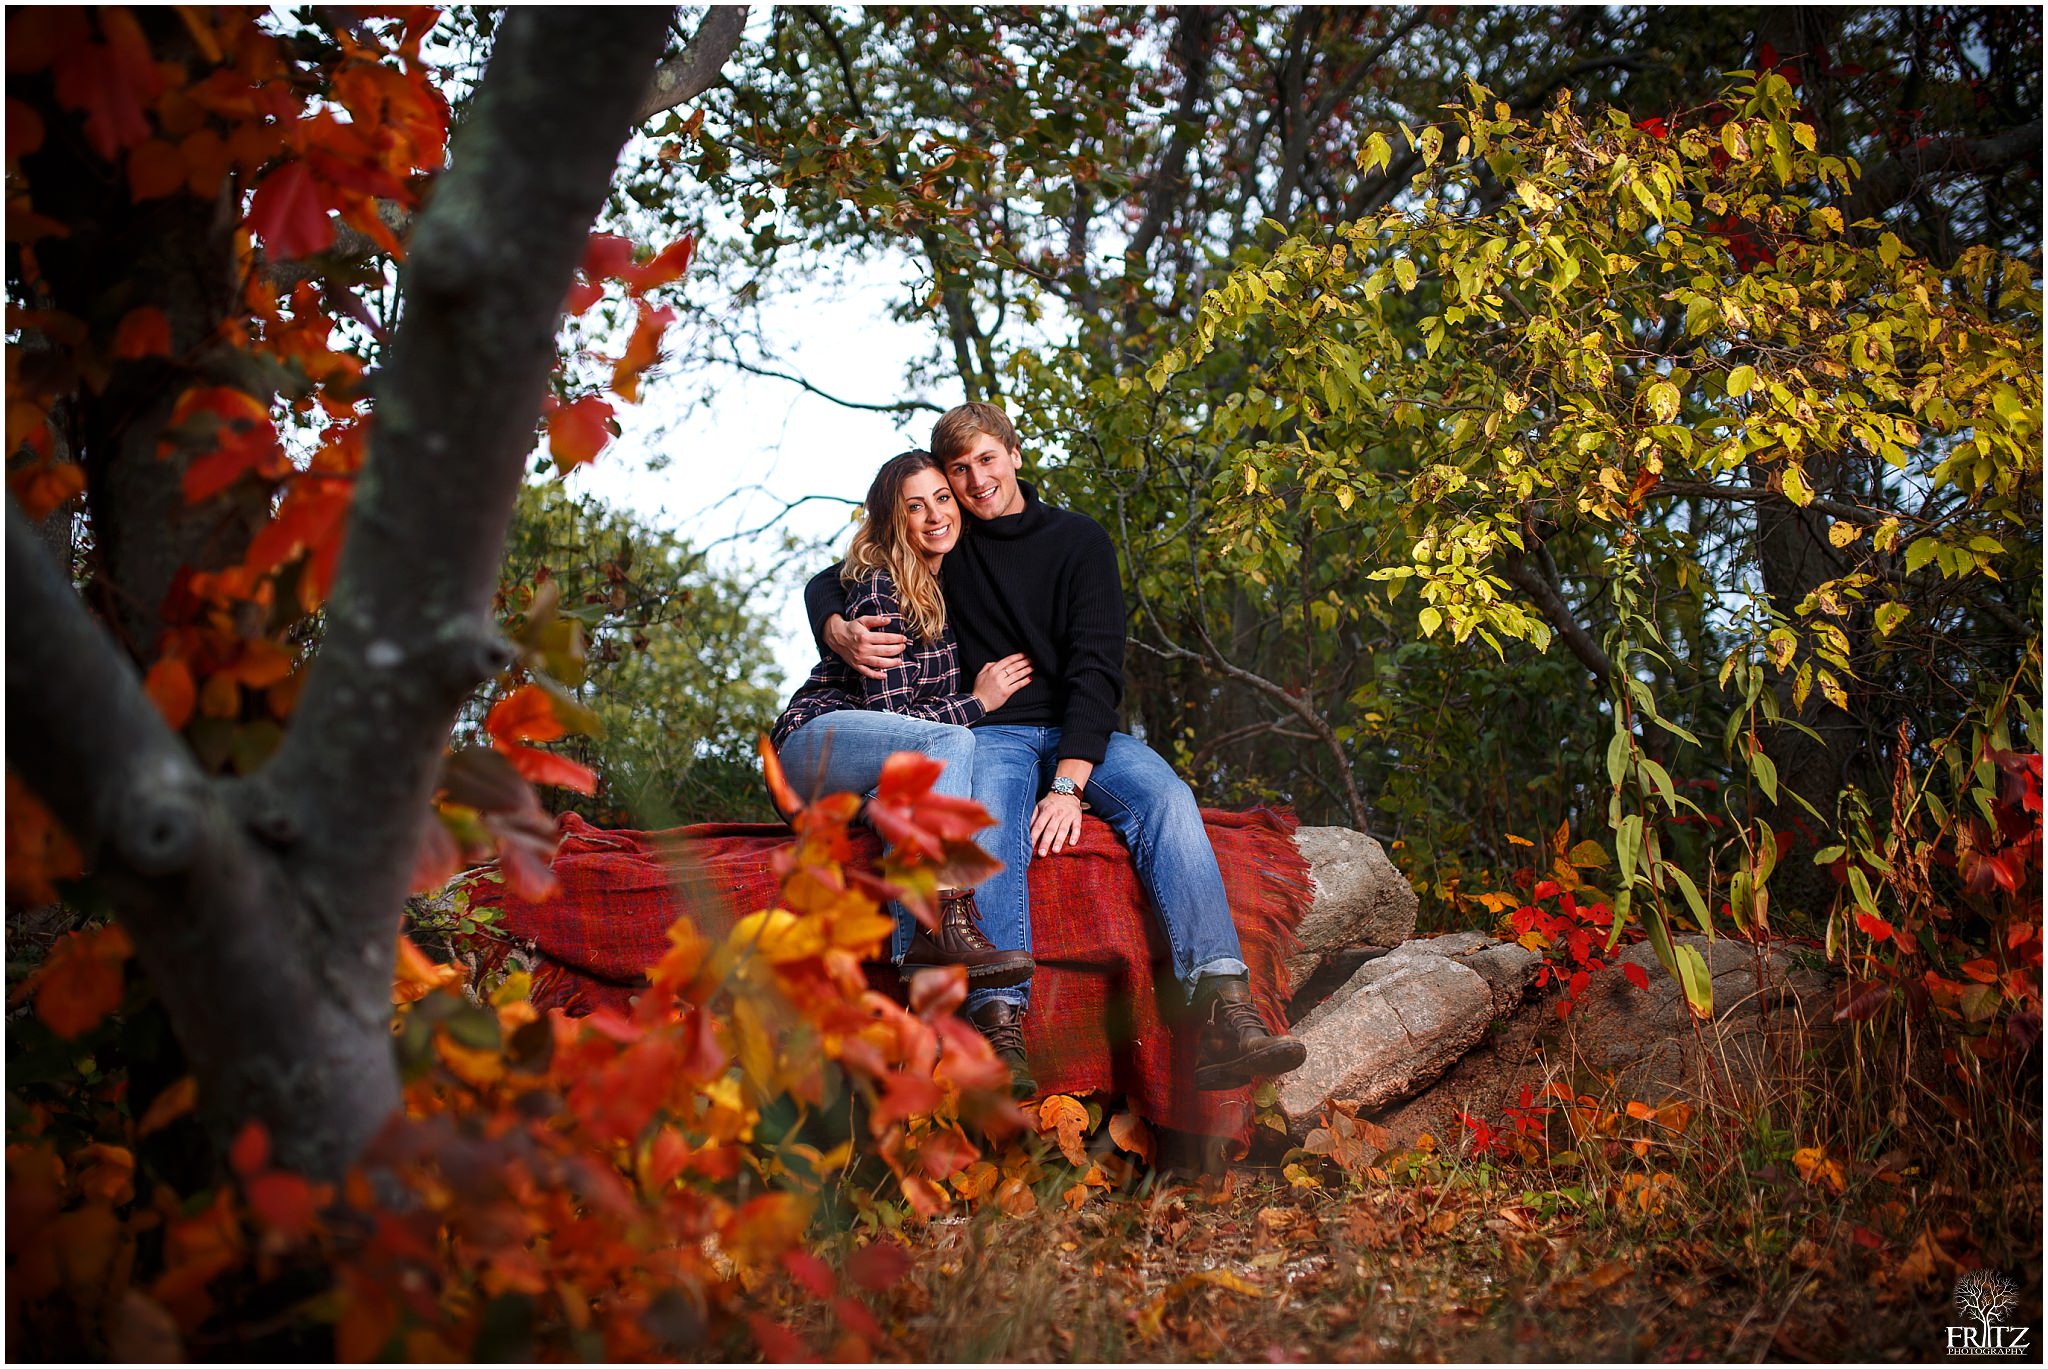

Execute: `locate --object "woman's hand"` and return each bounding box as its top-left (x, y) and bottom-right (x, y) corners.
top-left (972, 653), bottom-right (1033, 711)
top-left (822, 614), bottom-right (908, 680)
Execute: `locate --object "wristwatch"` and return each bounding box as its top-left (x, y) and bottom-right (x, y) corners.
top-left (1048, 776), bottom-right (1081, 800)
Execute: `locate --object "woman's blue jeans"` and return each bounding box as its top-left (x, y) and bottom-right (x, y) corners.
top-left (775, 710), bottom-right (977, 962)
top-left (964, 727), bottom-right (1246, 1014)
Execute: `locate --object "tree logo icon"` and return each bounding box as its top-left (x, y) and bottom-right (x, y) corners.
top-left (1949, 1270), bottom-right (2030, 1358)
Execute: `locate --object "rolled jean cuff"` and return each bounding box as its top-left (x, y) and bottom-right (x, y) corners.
top-left (964, 985), bottom-right (1029, 1013)
top-left (1185, 957), bottom-right (1249, 998)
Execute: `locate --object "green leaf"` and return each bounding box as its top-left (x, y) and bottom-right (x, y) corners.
top-left (1904, 537), bottom-right (1940, 574)
top-left (1726, 364), bottom-right (1756, 398)
top-left (1393, 257), bottom-right (1419, 292)
top-left (1673, 942), bottom-right (1713, 1019)
top-left (1664, 861), bottom-right (1711, 935)
top-left (1752, 750), bottom-right (1779, 804)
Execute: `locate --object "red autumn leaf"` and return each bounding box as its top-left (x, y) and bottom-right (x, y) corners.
top-left (833, 1296), bottom-right (884, 1342)
top-left (247, 160), bottom-right (334, 261)
top-left (845, 1239), bottom-right (912, 1293)
top-left (1959, 958), bottom-right (2000, 984)
top-left (166, 386), bottom-right (283, 503)
top-left (1854, 910), bottom-right (1895, 942)
top-left (8, 457), bottom-right (85, 520)
top-left (245, 1171), bottom-right (319, 1240)
top-left (1623, 962), bottom-right (1650, 991)
top-left (482, 802), bottom-right (561, 903)
top-left (50, 9), bottom-right (160, 162)
top-left (907, 963), bottom-right (966, 1020)
top-left (546, 394), bottom-right (614, 471)
top-left (407, 813), bottom-right (462, 895)
top-left (113, 306), bottom-right (172, 358)
top-left (25, 923), bottom-right (132, 1038)
top-left (781, 1249), bottom-right (837, 1300)
top-left (581, 232), bottom-right (635, 281)
top-left (126, 138), bottom-right (186, 200)
top-left (745, 1314), bottom-right (809, 1363)
top-left (485, 684), bottom-right (568, 745)
top-left (563, 274), bottom-right (604, 316)
top-left (870, 1070), bottom-right (944, 1135)
top-left (501, 743), bottom-right (597, 795)
top-left (5, 97), bottom-right (45, 162)
top-left (876, 750), bottom-right (945, 806)
top-left (143, 655), bottom-right (195, 730)
top-left (229, 1120), bottom-right (271, 1178)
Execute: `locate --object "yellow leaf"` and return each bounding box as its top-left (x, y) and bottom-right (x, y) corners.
top-left (1827, 521), bottom-right (1859, 548)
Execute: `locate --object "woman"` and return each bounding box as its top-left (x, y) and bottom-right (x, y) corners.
top-left (770, 449), bottom-right (1034, 988)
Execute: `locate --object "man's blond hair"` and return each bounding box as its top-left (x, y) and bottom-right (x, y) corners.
top-left (931, 401), bottom-right (1019, 465)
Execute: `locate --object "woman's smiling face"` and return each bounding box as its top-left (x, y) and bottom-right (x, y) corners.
top-left (900, 467), bottom-right (960, 566)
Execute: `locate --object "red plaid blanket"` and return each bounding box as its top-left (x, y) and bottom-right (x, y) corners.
top-left (458, 808), bottom-right (1310, 1139)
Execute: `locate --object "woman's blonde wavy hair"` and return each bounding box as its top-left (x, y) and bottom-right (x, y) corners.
top-left (841, 449), bottom-right (949, 642)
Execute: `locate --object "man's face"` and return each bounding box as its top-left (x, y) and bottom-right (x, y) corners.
top-left (944, 431), bottom-right (1026, 521)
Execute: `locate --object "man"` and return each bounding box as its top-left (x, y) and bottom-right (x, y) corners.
top-left (806, 401), bottom-right (1304, 1095)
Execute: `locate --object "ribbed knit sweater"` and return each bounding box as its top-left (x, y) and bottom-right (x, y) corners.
top-left (805, 482), bottom-right (1126, 764)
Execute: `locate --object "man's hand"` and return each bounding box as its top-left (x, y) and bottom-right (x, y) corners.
top-left (1030, 791), bottom-right (1085, 856)
top-left (821, 614), bottom-right (908, 680)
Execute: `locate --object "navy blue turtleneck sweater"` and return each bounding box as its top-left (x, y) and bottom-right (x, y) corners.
top-left (805, 482), bottom-right (1125, 765)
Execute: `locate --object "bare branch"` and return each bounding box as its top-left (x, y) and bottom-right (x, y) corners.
top-left (713, 349), bottom-right (943, 414)
top-left (1837, 119), bottom-right (2043, 227)
top-left (638, 6), bottom-right (749, 123)
top-left (1497, 549), bottom-right (1617, 681)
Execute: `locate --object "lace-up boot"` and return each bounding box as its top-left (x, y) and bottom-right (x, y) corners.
top-left (1191, 973), bottom-right (1307, 1091)
top-left (899, 888), bottom-right (1033, 989)
top-left (966, 999), bottom-right (1037, 1099)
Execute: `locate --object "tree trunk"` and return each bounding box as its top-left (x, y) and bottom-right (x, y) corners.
top-left (6, 6), bottom-right (685, 1178)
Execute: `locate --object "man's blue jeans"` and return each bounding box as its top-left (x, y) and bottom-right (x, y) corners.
top-left (964, 727), bottom-right (1246, 1014)
top-left (776, 710), bottom-right (977, 962)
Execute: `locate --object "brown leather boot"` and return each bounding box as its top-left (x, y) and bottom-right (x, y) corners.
top-left (1191, 973), bottom-right (1306, 1091)
top-left (967, 998), bottom-right (1037, 1099)
top-left (899, 888), bottom-right (1033, 989)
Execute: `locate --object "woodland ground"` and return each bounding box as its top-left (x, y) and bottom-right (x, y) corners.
top-left (780, 1055), bottom-right (2042, 1363)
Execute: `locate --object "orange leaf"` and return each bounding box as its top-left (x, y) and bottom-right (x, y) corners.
top-left (1036, 1094), bottom-right (1092, 1167)
top-left (484, 684), bottom-right (567, 745)
top-left (1959, 958), bottom-right (1999, 984)
top-left (143, 655), bottom-right (195, 730)
top-left (1108, 1110), bottom-right (1155, 1164)
top-left (759, 734), bottom-right (803, 818)
top-left (610, 299), bottom-right (674, 402)
top-left (392, 934), bottom-right (462, 1005)
top-left (501, 743), bottom-right (596, 795)
top-left (113, 305), bottom-right (172, 357)
top-left (8, 457), bottom-right (85, 520)
top-left (138, 1077), bottom-right (198, 1136)
top-left (546, 394), bottom-right (614, 471)
top-left (27, 923), bottom-right (132, 1038)
top-left (625, 233), bottom-right (695, 292)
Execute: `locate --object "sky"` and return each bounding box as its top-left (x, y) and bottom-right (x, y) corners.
top-left (566, 252), bottom-right (951, 701)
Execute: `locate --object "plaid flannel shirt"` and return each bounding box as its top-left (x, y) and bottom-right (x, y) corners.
top-left (770, 569), bottom-right (985, 749)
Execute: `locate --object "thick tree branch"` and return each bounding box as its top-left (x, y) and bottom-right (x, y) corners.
top-left (270, 8), bottom-right (675, 941)
top-left (638, 5), bottom-right (749, 122)
top-left (6, 501), bottom-right (210, 875)
top-left (1497, 549), bottom-right (1617, 681)
top-left (1836, 120), bottom-right (2044, 227)
top-left (1652, 479), bottom-right (1892, 526)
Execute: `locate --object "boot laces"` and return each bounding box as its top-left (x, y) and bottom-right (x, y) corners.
top-left (976, 1014), bottom-right (1026, 1058)
top-left (1215, 995), bottom-right (1269, 1037)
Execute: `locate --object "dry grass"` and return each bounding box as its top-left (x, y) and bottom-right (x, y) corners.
top-left (777, 1027), bottom-right (2042, 1363)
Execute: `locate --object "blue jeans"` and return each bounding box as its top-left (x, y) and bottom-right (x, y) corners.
top-left (775, 710), bottom-right (977, 962)
top-left (964, 727), bottom-right (1246, 1013)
